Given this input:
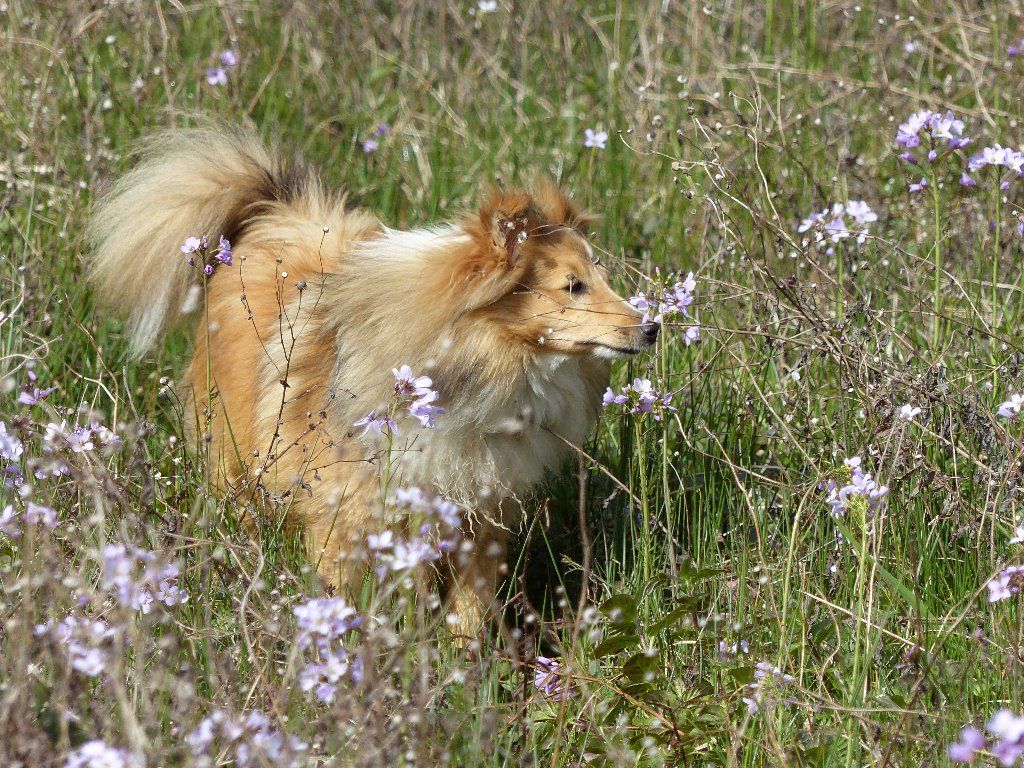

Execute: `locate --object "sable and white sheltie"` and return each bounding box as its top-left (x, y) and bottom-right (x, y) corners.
top-left (86, 124), bottom-right (658, 633)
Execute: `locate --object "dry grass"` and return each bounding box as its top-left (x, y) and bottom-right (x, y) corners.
top-left (3, 1), bottom-right (1024, 765)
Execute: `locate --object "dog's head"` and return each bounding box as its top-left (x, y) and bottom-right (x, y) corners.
top-left (457, 182), bottom-right (657, 359)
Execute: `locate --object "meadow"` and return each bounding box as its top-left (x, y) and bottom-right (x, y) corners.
top-left (3, 1), bottom-right (1024, 765)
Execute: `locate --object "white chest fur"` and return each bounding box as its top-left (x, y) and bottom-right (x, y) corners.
top-left (391, 355), bottom-right (597, 513)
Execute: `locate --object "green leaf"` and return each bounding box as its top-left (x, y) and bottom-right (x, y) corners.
top-left (677, 559), bottom-right (723, 583)
top-left (724, 665), bottom-right (755, 685)
top-left (622, 651), bottom-right (660, 682)
top-left (600, 594), bottom-right (638, 624)
top-left (592, 633), bottom-right (639, 658)
top-left (648, 606), bottom-right (691, 635)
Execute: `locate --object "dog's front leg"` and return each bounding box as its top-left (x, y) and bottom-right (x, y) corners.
top-left (449, 523), bottom-right (508, 641)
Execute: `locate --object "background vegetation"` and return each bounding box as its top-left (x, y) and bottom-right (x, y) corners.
top-left (3, 1), bottom-right (1024, 765)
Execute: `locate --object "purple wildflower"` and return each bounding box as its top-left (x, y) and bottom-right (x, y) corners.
top-left (373, 123), bottom-right (390, 137)
top-left (362, 138), bottom-right (379, 153)
top-left (629, 270), bottom-right (697, 325)
top-left (897, 109), bottom-right (969, 150)
top-left (24, 502), bottom-right (58, 529)
top-left (0, 422), bottom-right (23, 462)
top-left (206, 67), bottom-right (228, 86)
top-left (987, 565), bottom-right (1024, 603)
top-left (534, 656), bottom-right (573, 700)
top-left (968, 145), bottom-right (1024, 175)
top-left (43, 614), bottom-right (116, 677)
top-left (602, 387), bottom-right (628, 406)
top-left (293, 597), bottom-right (362, 704)
top-left (960, 172), bottom-right (977, 188)
top-left (1010, 40), bottom-right (1024, 57)
top-left (391, 365), bottom-right (444, 428)
top-left (219, 50), bottom-right (239, 68)
top-left (583, 128), bottom-right (608, 149)
top-left (998, 394), bottom-right (1024, 420)
top-left (366, 489), bottom-right (461, 575)
top-left (987, 710), bottom-right (1024, 766)
top-left (409, 391), bottom-right (445, 428)
top-left (908, 177), bottom-right (928, 194)
top-left (18, 371), bottom-right (56, 405)
top-left (896, 110), bottom-right (930, 148)
top-left (823, 456), bottom-right (889, 518)
top-left (798, 201), bottom-right (877, 246)
top-left (602, 379), bottom-right (676, 420)
top-left (216, 235), bottom-right (233, 265)
top-left (65, 427), bottom-right (94, 453)
top-left (101, 544), bottom-right (188, 612)
top-left (0, 505), bottom-right (20, 538)
top-left (187, 709), bottom-right (306, 768)
top-left (742, 661), bottom-right (796, 715)
top-left (393, 365), bottom-right (434, 398)
top-left (64, 740), bottom-right (142, 768)
top-left (948, 726), bottom-right (986, 763)
top-left (181, 236), bottom-right (207, 254)
top-left (354, 410), bottom-right (398, 436)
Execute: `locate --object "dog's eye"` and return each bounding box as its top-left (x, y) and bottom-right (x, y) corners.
top-left (563, 282), bottom-right (587, 295)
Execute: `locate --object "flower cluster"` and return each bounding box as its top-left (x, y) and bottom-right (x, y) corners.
top-left (3, 416), bottom-right (120, 488)
top-left (205, 49), bottom-right (238, 86)
top-left (293, 596), bottom-right (364, 704)
top-left (602, 378), bottom-right (676, 421)
top-left (64, 740), bottom-right (142, 768)
top-left (741, 661), bottom-right (796, 715)
top-left (895, 108), bottom-right (1024, 196)
top-left (181, 235), bottom-right (233, 277)
top-left (965, 144), bottom-right (1024, 190)
top-left (822, 457), bottom-right (889, 520)
top-left (987, 564), bottom-right (1024, 603)
top-left (629, 269), bottom-right (698, 336)
top-left (367, 487), bottom-right (461, 576)
top-left (533, 656), bottom-right (573, 700)
top-left (362, 123), bottom-right (390, 154)
top-left (187, 709), bottom-right (307, 768)
top-left (101, 544), bottom-right (189, 613)
top-left (354, 365), bottom-right (445, 436)
top-left (44, 420), bottom-right (121, 454)
top-left (897, 109), bottom-right (970, 151)
top-left (895, 109), bottom-right (974, 193)
top-left (18, 370), bottom-right (56, 405)
top-left (797, 200), bottom-right (879, 250)
top-left (0, 501), bottom-right (58, 537)
top-left (949, 710), bottom-right (1024, 765)
top-left (37, 614), bottom-right (116, 677)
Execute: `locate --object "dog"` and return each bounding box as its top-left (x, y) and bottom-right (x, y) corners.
top-left (86, 124), bottom-right (658, 633)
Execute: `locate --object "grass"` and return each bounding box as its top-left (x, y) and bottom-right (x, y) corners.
top-left (2, 1), bottom-right (1024, 765)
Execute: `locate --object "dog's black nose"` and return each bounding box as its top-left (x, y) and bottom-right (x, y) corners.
top-left (641, 322), bottom-right (660, 342)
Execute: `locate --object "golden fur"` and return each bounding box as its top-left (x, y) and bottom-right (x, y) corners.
top-left (86, 124), bottom-right (656, 633)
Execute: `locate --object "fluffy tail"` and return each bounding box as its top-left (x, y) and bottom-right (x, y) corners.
top-left (86, 124), bottom-right (286, 357)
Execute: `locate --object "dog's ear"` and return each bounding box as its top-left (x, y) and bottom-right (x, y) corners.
top-left (491, 212), bottom-right (530, 267)
top-left (476, 188), bottom-right (534, 269)
top-left (530, 178), bottom-right (597, 232)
